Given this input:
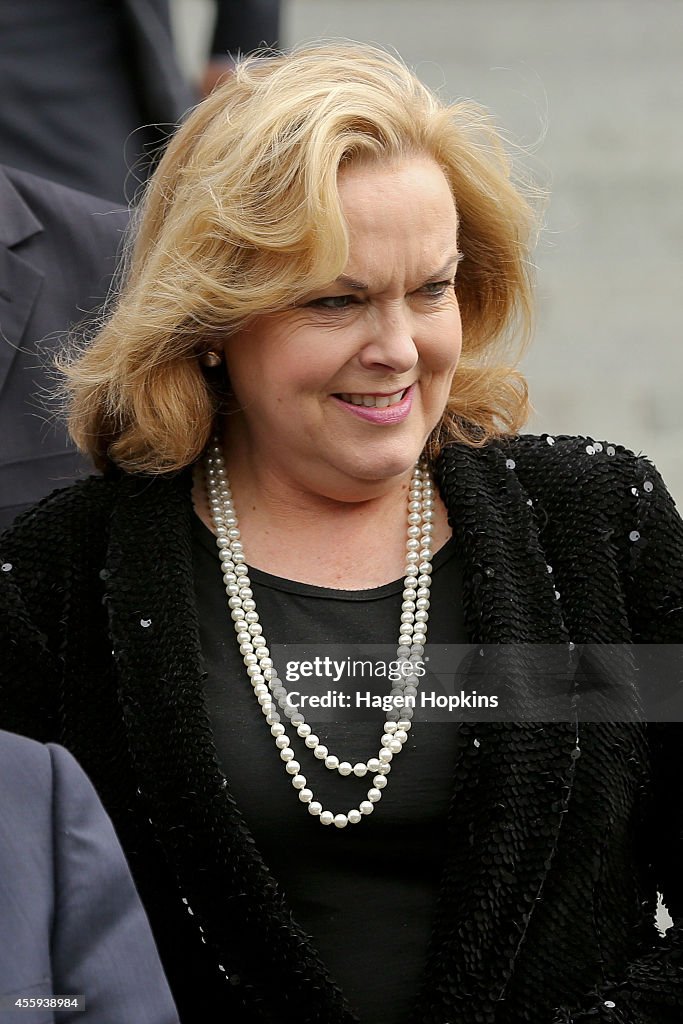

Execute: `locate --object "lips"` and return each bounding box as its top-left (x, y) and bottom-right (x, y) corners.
top-left (335, 388), bottom-right (408, 408)
top-left (331, 385), bottom-right (414, 424)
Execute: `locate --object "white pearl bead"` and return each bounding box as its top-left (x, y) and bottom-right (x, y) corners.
top-left (206, 443), bottom-right (436, 827)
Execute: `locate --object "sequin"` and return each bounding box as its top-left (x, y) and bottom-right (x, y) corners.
top-left (586, 445), bottom-right (595, 455)
top-left (631, 487), bottom-right (639, 496)
top-left (629, 531), bottom-right (640, 543)
top-left (604, 1001), bottom-right (616, 1008)
top-left (485, 567), bottom-right (495, 577)
top-left (506, 459), bottom-right (516, 469)
top-left (554, 590), bottom-right (561, 600)
top-left (546, 435), bottom-right (555, 445)
top-left (607, 445), bottom-right (616, 456)
top-left (526, 498), bottom-right (533, 506)
top-left (1, 563), bottom-right (12, 572)
top-left (644, 480), bottom-right (653, 493)
top-left (546, 564), bottom-right (553, 574)
top-left (473, 738), bottom-right (481, 748)
top-left (140, 618), bottom-right (152, 627)
top-left (593, 442), bottom-right (603, 452)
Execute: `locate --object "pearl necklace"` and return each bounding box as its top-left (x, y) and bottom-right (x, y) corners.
top-left (204, 438), bottom-right (434, 827)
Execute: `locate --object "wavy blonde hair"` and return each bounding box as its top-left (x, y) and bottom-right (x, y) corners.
top-left (63, 42), bottom-right (540, 473)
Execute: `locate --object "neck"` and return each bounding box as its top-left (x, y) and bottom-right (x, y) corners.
top-left (193, 444), bottom-right (451, 590)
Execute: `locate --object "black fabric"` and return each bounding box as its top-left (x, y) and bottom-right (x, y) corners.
top-left (210, 0), bottom-right (281, 58)
top-left (192, 515), bottom-right (466, 1024)
top-left (1, 436), bottom-right (682, 1024)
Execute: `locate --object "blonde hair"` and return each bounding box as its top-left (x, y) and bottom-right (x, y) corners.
top-left (63, 42), bottom-right (539, 473)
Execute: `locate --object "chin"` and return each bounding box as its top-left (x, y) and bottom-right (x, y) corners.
top-left (338, 447), bottom-right (425, 484)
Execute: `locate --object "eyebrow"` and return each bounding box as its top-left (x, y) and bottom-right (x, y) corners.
top-left (335, 251), bottom-right (464, 292)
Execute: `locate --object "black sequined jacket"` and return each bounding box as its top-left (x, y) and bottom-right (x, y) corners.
top-left (1, 435), bottom-right (682, 1024)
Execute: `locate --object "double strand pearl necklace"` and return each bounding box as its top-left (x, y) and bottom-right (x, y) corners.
top-left (204, 438), bottom-right (434, 828)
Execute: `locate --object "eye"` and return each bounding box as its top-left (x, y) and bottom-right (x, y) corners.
top-left (308, 294), bottom-right (361, 310)
top-left (418, 279), bottom-right (456, 298)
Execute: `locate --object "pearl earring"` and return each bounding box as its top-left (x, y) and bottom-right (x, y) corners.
top-left (200, 350), bottom-right (222, 368)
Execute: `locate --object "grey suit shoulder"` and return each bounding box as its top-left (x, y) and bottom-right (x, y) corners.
top-left (0, 165), bottom-right (129, 529)
top-left (0, 729), bottom-right (179, 1024)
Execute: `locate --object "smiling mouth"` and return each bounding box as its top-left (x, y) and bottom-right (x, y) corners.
top-left (335, 389), bottom-right (408, 409)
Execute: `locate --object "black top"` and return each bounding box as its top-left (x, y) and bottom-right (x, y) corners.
top-left (2, 437), bottom-right (683, 1024)
top-left (192, 514), bottom-right (468, 1023)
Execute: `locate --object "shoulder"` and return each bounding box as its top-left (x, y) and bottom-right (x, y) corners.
top-left (0, 730), bottom-right (54, 825)
top-left (0, 163), bottom-right (129, 263)
top-left (2, 475), bottom-right (117, 545)
top-left (471, 431), bottom-right (666, 507)
top-left (1, 162), bottom-right (128, 225)
top-left (0, 727), bottom-right (51, 775)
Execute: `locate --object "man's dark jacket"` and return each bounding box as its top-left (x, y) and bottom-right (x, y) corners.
top-left (0, 165), bottom-right (128, 529)
top-left (1, 436), bottom-right (682, 1024)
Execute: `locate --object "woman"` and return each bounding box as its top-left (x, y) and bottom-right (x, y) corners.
top-left (1, 43), bottom-right (682, 1024)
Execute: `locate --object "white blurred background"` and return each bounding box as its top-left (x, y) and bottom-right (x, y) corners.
top-left (172, 0), bottom-right (683, 506)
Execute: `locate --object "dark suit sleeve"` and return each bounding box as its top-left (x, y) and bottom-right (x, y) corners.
top-left (553, 456), bottom-right (683, 1023)
top-left (48, 744), bottom-right (179, 1024)
top-left (210, 0), bottom-right (280, 58)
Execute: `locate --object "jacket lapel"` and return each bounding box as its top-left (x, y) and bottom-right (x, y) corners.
top-left (417, 444), bottom-right (579, 1023)
top-left (0, 170), bottom-right (44, 398)
top-left (104, 471), bottom-right (355, 1022)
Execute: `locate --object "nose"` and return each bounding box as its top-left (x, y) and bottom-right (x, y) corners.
top-left (357, 303), bottom-right (419, 375)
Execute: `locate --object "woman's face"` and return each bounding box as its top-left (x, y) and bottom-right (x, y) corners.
top-left (222, 157), bottom-right (462, 495)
